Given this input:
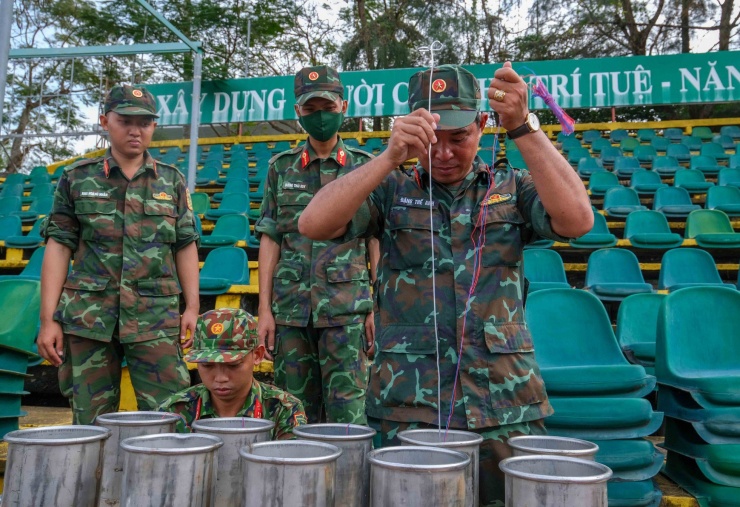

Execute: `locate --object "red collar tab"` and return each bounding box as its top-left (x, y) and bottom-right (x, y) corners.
top-left (337, 148), bottom-right (347, 167)
top-left (103, 158), bottom-right (111, 178)
top-left (301, 149), bottom-right (310, 168)
top-left (413, 166), bottom-right (422, 189)
top-left (253, 398), bottom-right (263, 419)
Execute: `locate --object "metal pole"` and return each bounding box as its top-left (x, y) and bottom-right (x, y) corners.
top-left (186, 51), bottom-right (202, 193)
top-left (245, 18), bottom-right (251, 78)
top-left (0, 0), bottom-right (14, 136)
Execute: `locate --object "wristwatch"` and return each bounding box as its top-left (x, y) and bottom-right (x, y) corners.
top-left (506, 113), bottom-right (540, 139)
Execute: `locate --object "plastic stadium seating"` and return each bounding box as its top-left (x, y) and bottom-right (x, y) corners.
top-left (690, 155), bottom-right (721, 177)
top-left (24, 171), bottom-right (50, 190)
top-left (681, 135), bottom-right (703, 152)
top-left (700, 142), bottom-right (731, 164)
top-left (195, 163), bottom-right (221, 186)
top-left (718, 167), bottom-right (740, 187)
top-left (650, 136), bottom-right (671, 154)
top-left (691, 126), bottom-right (714, 141)
top-left (653, 187), bottom-right (701, 218)
top-left (506, 150), bottom-right (527, 169)
top-left (629, 169), bottom-right (667, 195)
top-left (614, 157), bottom-right (642, 179)
top-left (567, 147), bottom-right (591, 166)
top-left (522, 249), bottom-right (570, 293)
top-left (363, 138), bottom-right (385, 154)
top-left (199, 247), bottom-right (251, 295)
top-left (271, 141), bottom-right (291, 154)
top-left (656, 286), bottom-right (740, 408)
top-left (720, 125), bottom-right (740, 140)
top-left (636, 129), bottom-right (656, 143)
top-left (619, 137), bottom-right (640, 154)
top-left (658, 248), bottom-right (735, 292)
top-left (684, 209), bottom-right (740, 248)
top-left (599, 146), bottom-right (623, 167)
top-left (0, 184), bottom-right (23, 200)
top-left (0, 247), bottom-right (46, 282)
top-left (624, 210), bottom-right (683, 249)
top-left (666, 144), bottom-right (691, 164)
top-left (663, 128), bottom-right (684, 142)
top-left (581, 130), bottom-right (603, 145)
top-left (657, 386), bottom-right (740, 445)
top-left (674, 169), bottom-right (714, 194)
top-left (22, 183), bottom-right (54, 206)
top-left (634, 145), bottom-right (657, 166)
top-left (525, 288), bottom-right (657, 398)
top-left (13, 195), bottom-right (53, 223)
top-left (713, 134), bottom-right (736, 150)
top-left (588, 172), bottom-right (620, 197)
top-left (577, 157), bottom-right (605, 179)
top-left (560, 136), bottom-right (583, 154)
top-left (190, 192), bottom-right (211, 215)
top-left (591, 137), bottom-right (613, 154)
top-left (200, 214), bottom-right (252, 249)
top-left (585, 248), bottom-right (654, 301)
top-left (731, 154), bottom-right (740, 169)
top-left (0, 279), bottom-right (41, 354)
top-left (0, 197), bottom-right (21, 217)
top-left (664, 451), bottom-right (740, 506)
top-left (652, 155), bottom-right (681, 177)
top-left (616, 293), bottom-right (665, 371)
top-left (706, 186), bottom-right (740, 217)
top-left (570, 212), bottom-right (618, 249)
top-left (4, 218), bottom-right (44, 249)
top-left (610, 129), bottom-right (630, 143)
top-left (0, 216), bottom-right (22, 243)
top-left (2, 174), bottom-right (26, 189)
top-left (598, 440), bottom-right (664, 482)
top-left (603, 187), bottom-right (648, 218)
top-left (217, 165), bottom-right (249, 186)
top-left (212, 179), bottom-right (249, 203)
top-left (204, 193), bottom-right (250, 221)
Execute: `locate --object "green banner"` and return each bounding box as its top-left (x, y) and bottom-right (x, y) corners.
top-left (146, 51), bottom-right (740, 126)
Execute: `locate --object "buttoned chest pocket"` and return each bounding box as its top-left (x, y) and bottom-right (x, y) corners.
top-left (141, 200), bottom-right (178, 243)
top-left (276, 190), bottom-right (314, 234)
top-left (481, 204), bottom-right (525, 266)
top-left (388, 207), bottom-right (442, 271)
top-left (75, 200), bottom-right (119, 243)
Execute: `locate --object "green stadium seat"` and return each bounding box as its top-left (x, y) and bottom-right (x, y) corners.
top-left (249, 178), bottom-right (267, 203)
top-left (619, 137), bottom-right (640, 154)
top-left (607, 480), bottom-right (663, 507)
top-left (581, 130), bottom-right (603, 145)
top-left (690, 155), bottom-right (721, 177)
top-left (506, 150), bottom-right (528, 169)
top-left (700, 142), bottom-right (731, 163)
top-left (566, 147), bottom-right (591, 166)
top-left (664, 452), bottom-right (740, 506)
top-left (633, 145), bottom-right (657, 166)
top-left (663, 128), bottom-right (684, 142)
top-left (610, 129), bottom-right (630, 143)
top-left (603, 187), bottom-right (648, 218)
top-left (653, 187), bottom-right (701, 218)
top-left (666, 144), bottom-right (691, 164)
top-left (691, 126), bottom-right (714, 141)
top-left (193, 214), bottom-right (202, 237)
top-left (200, 214), bottom-right (251, 249)
top-left (590, 138), bottom-right (612, 155)
top-left (343, 138), bottom-right (360, 149)
top-left (204, 193), bottom-right (250, 221)
top-left (713, 134), bottom-right (736, 150)
top-left (624, 210), bottom-right (682, 249)
top-left (0, 197), bottom-right (22, 218)
top-left (731, 154), bottom-right (740, 169)
top-left (588, 171), bottom-right (620, 197)
top-left (525, 288), bottom-right (656, 397)
top-left (51, 165), bottom-right (65, 182)
top-left (247, 164), bottom-right (269, 185)
top-left (522, 249), bottom-right (570, 293)
top-left (212, 179), bottom-right (249, 203)
top-left (0, 184), bottom-right (23, 200)
top-left (657, 286), bottom-right (740, 408)
top-left (659, 248), bottom-right (734, 292)
top-left (195, 163), bottom-right (221, 186)
top-left (720, 125), bottom-right (740, 141)
top-left (629, 169), bottom-right (667, 196)
top-left (614, 156), bottom-right (642, 179)
top-left (685, 209), bottom-right (740, 248)
top-left (570, 212), bottom-right (618, 249)
top-left (674, 169), bottom-right (714, 194)
top-left (585, 248), bottom-right (654, 301)
top-left (2, 174), bottom-right (26, 188)
top-left (545, 397), bottom-right (664, 440)
top-left (4, 218), bottom-right (44, 249)
top-left (556, 132), bottom-right (570, 144)
top-left (364, 138), bottom-right (385, 154)
top-left (0, 247), bottom-right (46, 282)
top-left (0, 216), bottom-right (22, 243)
top-left (681, 135), bottom-right (703, 152)
top-left (24, 171), bottom-right (50, 190)
top-left (652, 155), bottom-right (681, 177)
top-left (13, 195), bottom-right (53, 223)
top-left (21, 183), bottom-right (54, 206)
top-left (616, 293), bottom-right (665, 371)
top-left (577, 157), bottom-right (605, 179)
top-left (595, 439), bottom-right (664, 481)
top-left (719, 167), bottom-right (740, 187)
top-left (0, 279), bottom-right (41, 355)
top-left (560, 136), bottom-right (583, 154)
top-left (650, 136), bottom-right (671, 153)
top-left (599, 146), bottom-right (622, 167)
top-left (706, 186), bottom-right (740, 217)
top-left (636, 129), bottom-right (656, 143)
top-left (657, 387), bottom-right (740, 443)
top-left (190, 192), bottom-right (211, 215)
top-left (523, 239), bottom-right (555, 249)
top-left (217, 165), bottom-right (248, 186)
top-left (199, 247), bottom-right (250, 295)
top-left (271, 141), bottom-right (291, 154)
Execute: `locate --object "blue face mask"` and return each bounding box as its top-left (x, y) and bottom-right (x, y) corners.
top-left (298, 110), bottom-right (344, 142)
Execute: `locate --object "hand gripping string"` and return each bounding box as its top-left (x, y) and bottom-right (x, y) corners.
top-left (418, 40), bottom-right (445, 437)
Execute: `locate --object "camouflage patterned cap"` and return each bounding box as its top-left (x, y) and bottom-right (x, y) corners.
top-left (408, 64), bottom-right (481, 130)
top-left (104, 84), bottom-right (159, 118)
top-left (185, 308), bottom-right (260, 363)
top-left (294, 65), bottom-right (344, 105)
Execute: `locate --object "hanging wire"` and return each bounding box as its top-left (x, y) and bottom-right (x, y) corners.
top-left (417, 40), bottom-right (445, 437)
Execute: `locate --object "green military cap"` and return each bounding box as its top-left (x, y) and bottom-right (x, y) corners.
top-left (294, 65), bottom-right (344, 105)
top-left (185, 308), bottom-right (260, 363)
top-left (104, 84), bottom-right (159, 118)
top-left (408, 64), bottom-right (481, 130)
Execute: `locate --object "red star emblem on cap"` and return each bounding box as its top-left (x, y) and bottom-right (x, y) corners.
top-left (432, 79), bottom-right (447, 93)
top-left (132, 89), bottom-right (143, 98)
top-left (308, 71), bottom-right (319, 81)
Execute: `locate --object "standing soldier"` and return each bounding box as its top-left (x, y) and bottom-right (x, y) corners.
top-left (255, 65), bottom-right (376, 424)
top-left (38, 84), bottom-right (199, 425)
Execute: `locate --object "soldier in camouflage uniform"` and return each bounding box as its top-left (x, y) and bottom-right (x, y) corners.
top-left (298, 63), bottom-right (593, 505)
top-left (39, 85), bottom-right (199, 425)
top-left (255, 65), bottom-right (377, 424)
top-left (159, 308), bottom-right (307, 438)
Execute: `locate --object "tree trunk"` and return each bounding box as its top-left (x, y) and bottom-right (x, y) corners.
top-left (718, 0), bottom-right (734, 50)
top-left (681, 0), bottom-right (691, 52)
top-left (356, 0), bottom-right (382, 130)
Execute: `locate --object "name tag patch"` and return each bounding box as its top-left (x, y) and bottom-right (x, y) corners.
top-left (283, 181), bottom-right (308, 190)
top-left (396, 196), bottom-right (437, 208)
top-left (484, 193), bottom-right (512, 206)
top-left (153, 192), bottom-right (173, 201)
top-left (80, 191), bottom-right (110, 199)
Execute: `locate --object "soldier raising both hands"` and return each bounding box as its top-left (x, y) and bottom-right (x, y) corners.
top-left (38, 85), bottom-right (200, 424)
top-left (298, 63), bottom-right (592, 505)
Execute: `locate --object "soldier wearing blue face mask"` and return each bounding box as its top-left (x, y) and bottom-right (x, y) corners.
top-left (254, 65), bottom-right (379, 424)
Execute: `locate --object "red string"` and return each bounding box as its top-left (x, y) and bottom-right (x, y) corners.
top-left (531, 78), bottom-right (576, 136)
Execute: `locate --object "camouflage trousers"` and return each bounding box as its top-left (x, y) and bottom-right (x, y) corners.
top-left (59, 332), bottom-right (190, 425)
top-left (274, 321), bottom-right (369, 424)
top-left (367, 416), bottom-right (547, 507)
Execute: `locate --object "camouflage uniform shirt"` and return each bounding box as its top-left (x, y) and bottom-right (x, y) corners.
top-left (158, 380), bottom-right (308, 439)
top-left (255, 138), bottom-right (374, 327)
top-left (44, 149), bottom-right (199, 343)
top-left (365, 156), bottom-right (570, 430)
